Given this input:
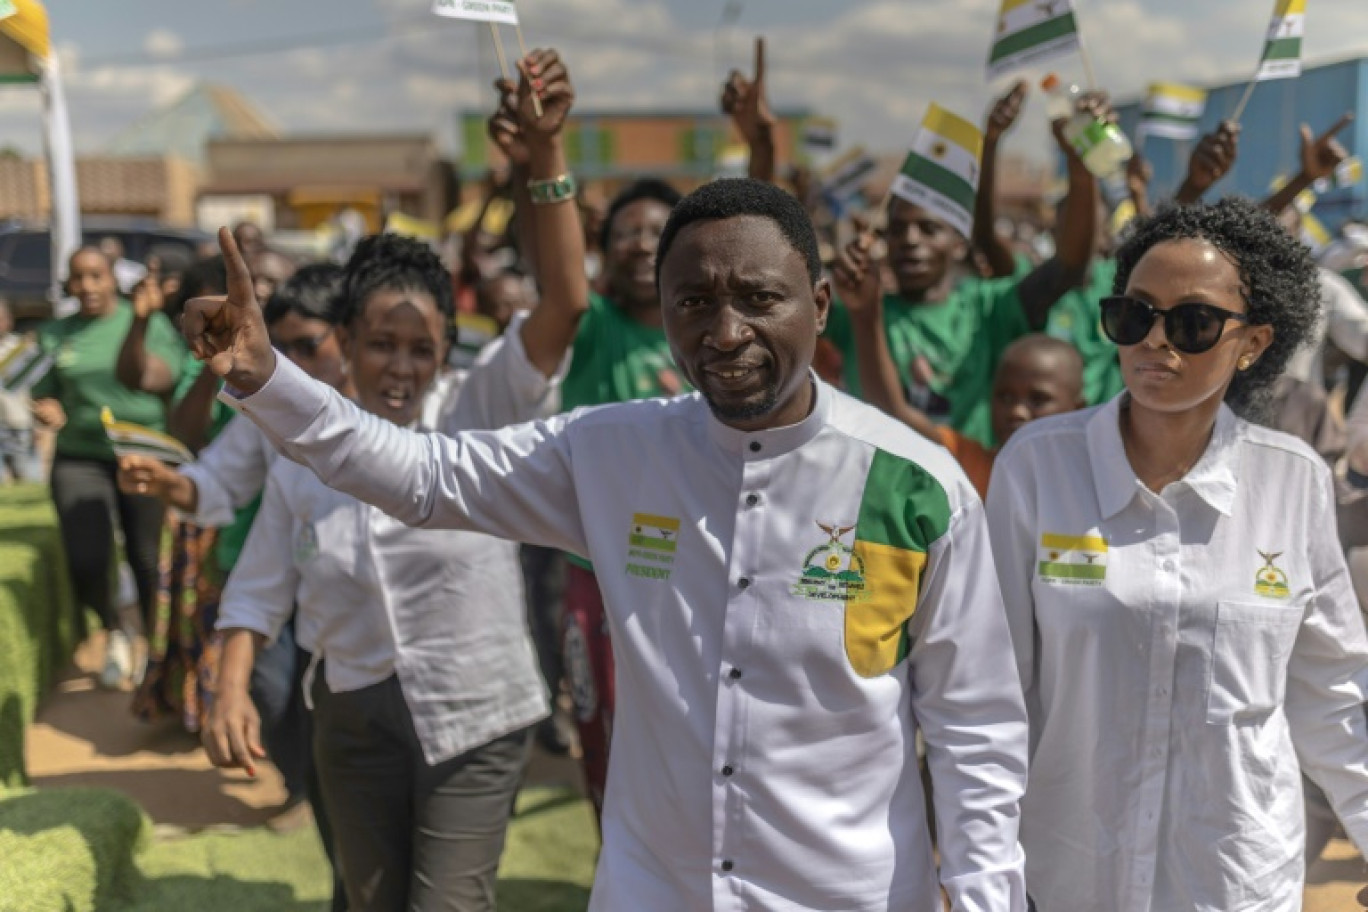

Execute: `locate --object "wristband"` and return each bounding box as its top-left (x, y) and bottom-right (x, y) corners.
top-left (527, 173), bottom-right (578, 205)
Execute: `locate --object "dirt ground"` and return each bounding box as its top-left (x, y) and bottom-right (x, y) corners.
top-left (24, 634), bottom-right (1368, 907)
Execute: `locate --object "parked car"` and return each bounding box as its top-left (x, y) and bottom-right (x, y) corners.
top-left (0, 217), bottom-right (212, 326)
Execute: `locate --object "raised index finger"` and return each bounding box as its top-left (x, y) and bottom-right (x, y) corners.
top-left (1320, 111), bottom-right (1355, 143)
top-left (753, 36), bottom-right (766, 84)
top-left (218, 227), bottom-right (255, 309)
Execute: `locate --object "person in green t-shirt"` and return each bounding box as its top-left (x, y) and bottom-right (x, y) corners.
top-left (823, 89), bottom-right (1111, 448)
top-left (491, 67), bottom-right (690, 822)
top-left (30, 247), bottom-right (186, 689)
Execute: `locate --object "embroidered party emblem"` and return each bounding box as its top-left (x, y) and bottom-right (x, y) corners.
top-left (293, 520), bottom-right (319, 565)
top-left (1037, 532), bottom-right (1107, 586)
top-left (625, 512), bottom-right (679, 581)
top-left (1255, 550), bottom-right (1291, 600)
top-left (792, 522), bottom-right (869, 603)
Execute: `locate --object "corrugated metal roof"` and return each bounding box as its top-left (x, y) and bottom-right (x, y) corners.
top-left (104, 82), bottom-right (276, 163)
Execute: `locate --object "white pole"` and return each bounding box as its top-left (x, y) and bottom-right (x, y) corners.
top-left (39, 53), bottom-right (79, 312)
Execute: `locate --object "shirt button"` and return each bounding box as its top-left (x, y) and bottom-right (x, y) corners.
top-left (722, 765), bottom-right (734, 776)
top-left (1162, 560), bottom-right (1176, 572)
top-left (745, 493), bottom-right (760, 507)
top-left (721, 860), bottom-right (734, 873)
top-left (748, 441), bottom-right (761, 453)
top-left (738, 577), bottom-right (751, 589)
top-left (728, 667), bottom-right (743, 680)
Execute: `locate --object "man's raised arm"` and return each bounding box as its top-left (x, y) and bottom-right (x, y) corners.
top-left (182, 229), bottom-right (588, 558)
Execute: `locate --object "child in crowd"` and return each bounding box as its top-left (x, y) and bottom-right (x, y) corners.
top-left (835, 233), bottom-right (1086, 496)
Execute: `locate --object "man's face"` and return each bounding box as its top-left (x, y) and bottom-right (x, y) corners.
top-left (660, 215), bottom-right (830, 432)
top-left (233, 223), bottom-right (266, 263)
top-left (885, 199), bottom-right (967, 298)
top-left (605, 198), bottom-right (672, 310)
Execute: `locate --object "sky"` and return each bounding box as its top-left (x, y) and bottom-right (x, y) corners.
top-left (2, 0), bottom-right (1367, 166)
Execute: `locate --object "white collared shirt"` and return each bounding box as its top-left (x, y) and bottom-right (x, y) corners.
top-left (225, 358), bottom-right (1029, 912)
top-left (986, 395), bottom-right (1368, 912)
top-left (217, 315), bottom-right (560, 764)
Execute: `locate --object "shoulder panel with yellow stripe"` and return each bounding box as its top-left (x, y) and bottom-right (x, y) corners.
top-left (846, 449), bottom-right (952, 678)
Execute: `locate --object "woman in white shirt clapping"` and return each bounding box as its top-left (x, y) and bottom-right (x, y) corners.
top-left (987, 197), bottom-right (1368, 911)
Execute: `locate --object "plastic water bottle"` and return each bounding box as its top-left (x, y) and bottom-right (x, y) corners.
top-left (1041, 73), bottom-right (1133, 179)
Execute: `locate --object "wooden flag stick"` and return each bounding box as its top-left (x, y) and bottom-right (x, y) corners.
top-left (1230, 76), bottom-right (1259, 124)
top-left (513, 23), bottom-right (544, 119)
top-left (488, 22), bottom-right (511, 82)
top-left (1076, 35), bottom-right (1099, 92)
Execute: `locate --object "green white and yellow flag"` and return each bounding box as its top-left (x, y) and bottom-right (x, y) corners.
top-left (431, 0), bottom-right (518, 25)
top-left (1257, 0), bottom-right (1305, 81)
top-left (1140, 83), bottom-right (1207, 141)
top-left (0, 333), bottom-right (51, 393)
top-left (1038, 532), bottom-right (1108, 584)
top-left (889, 104), bottom-right (983, 238)
top-left (987, 0), bottom-right (1081, 80)
top-left (630, 513), bottom-right (679, 554)
top-left (101, 407), bottom-right (193, 465)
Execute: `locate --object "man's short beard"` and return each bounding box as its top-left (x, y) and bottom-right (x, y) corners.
top-left (702, 385), bottom-right (780, 422)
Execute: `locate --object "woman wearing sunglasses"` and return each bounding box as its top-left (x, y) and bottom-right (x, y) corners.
top-left (986, 197), bottom-right (1368, 911)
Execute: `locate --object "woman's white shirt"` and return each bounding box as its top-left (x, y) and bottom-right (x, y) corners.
top-left (986, 395), bottom-right (1368, 912)
top-left (217, 312), bottom-right (561, 764)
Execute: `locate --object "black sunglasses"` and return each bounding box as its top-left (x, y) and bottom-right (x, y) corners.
top-left (272, 328), bottom-right (333, 360)
top-left (1100, 296), bottom-right (1250, 355)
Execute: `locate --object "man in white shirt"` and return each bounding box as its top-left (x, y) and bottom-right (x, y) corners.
top-left (185, 176), bottom-right (1029, 912)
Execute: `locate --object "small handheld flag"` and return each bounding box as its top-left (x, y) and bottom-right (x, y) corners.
top-left (1140, 83), bottom-right (1207, 142)
top-left (1232, 0), bottom-right (1307, 122)
top-left (432, 0), bottom-right (518, 25)
top-left (802, 117), bottom-right (838, 152)
top-left (1257, 0), bottom-right (1305, 82)
top-left (101, 407), bottom-right (193, 465)
top-left (987, 0), bottom-right (1081, 81)
top-left (889, 104), bottom-right (983, 238)
top-left (819, 147), bottom-right (880, 215)
top-left (0, 334), bottom-right (52, 394)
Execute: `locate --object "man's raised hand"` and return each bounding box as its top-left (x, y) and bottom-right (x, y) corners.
top-left (181, 227), bottom-right (276, 395)
top-left (833, 217), bottom-right (882, 318)
top-left (132, 260), bottom-right (164, 320)
top-left (721, 37), bottom-right (776, 148)
top-left (986, 80), bottom-right (1027, 145)
top-left (1300, 112), bottom-right (1354, 182)
top-left (488, 78), bottom-right (531, 168)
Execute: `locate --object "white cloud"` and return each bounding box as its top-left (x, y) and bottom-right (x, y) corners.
top-left (143, 28), bottom-right (184, 60)
top-left (2, 0), bottom-right (1366, 170)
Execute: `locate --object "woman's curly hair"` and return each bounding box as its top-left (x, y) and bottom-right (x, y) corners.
top-left (338, 233), bottom-right (454, 326)
top-left (1112, 197), bottom-right (1321, 423)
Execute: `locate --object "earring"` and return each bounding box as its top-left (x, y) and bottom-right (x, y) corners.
top-left (1237, 356), bottom-right (1253, 371)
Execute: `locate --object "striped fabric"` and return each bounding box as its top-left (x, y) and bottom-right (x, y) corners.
top-left (1257, 0), bottom-right (1305, 81)
top-left (987, 0), bottom-right (1081, 79)
top-left (890, 104), bottom-right (983, 237)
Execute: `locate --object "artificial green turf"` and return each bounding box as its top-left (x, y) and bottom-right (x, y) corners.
top-left (105, 787), bottom-right (597, 912)
top-left (0, 483), bottom-right (79, 787)
top-left (0, 787), bottom-right (149, 912)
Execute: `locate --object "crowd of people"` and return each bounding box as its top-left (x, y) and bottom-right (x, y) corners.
top-left (7, 35), bottom-right (1368, 912)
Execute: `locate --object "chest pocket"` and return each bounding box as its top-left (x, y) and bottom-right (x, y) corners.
top-left (1206, 600), bottom-right (1303, 725)
top-left (294, 501), bottom-right (360, 580)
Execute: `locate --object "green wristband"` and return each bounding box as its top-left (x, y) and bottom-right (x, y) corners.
top-left (527, 173), bottom-right (578, 205)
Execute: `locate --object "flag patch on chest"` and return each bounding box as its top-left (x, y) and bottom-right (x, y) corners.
top-left (626, 513), bottom-right (679, 580)
top-left (1038, 533), bottom-right (1107, 585)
